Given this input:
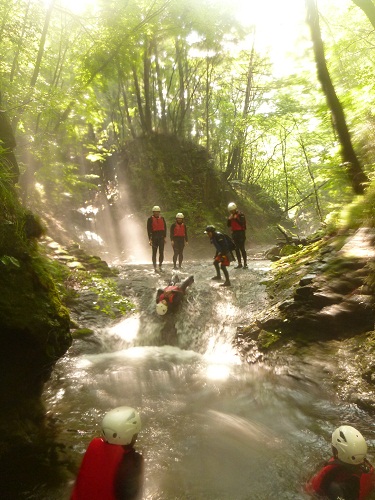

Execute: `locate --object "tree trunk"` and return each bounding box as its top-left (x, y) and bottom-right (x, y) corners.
top-left (305, 0), bottom-right (369, 195)
top-left (352, 0), bottom-right (375, 29)
top-left (30, 0), bottom-right (56, 88)
top-left (143, 38), bottom-right (153, 135)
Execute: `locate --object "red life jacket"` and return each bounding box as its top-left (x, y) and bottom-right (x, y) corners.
top-left (158, 285), bottom-right (181, 304)
top-left (152, 216), bottom-right (165, 232)
top-left (306, 457), bottom-right (375, 500)
top-left (173, 223), bottom-right (186, 238)
top-left (229, 211), bottom-right (246, 231)
top-left (70, 437), bottom-right (130, 500)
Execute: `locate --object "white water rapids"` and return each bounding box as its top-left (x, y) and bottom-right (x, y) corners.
top-left (31, 258), bottom-right (375, 499)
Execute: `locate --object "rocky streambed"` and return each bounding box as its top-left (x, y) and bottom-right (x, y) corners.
top-left (235, 227), bottom-right (375, 413)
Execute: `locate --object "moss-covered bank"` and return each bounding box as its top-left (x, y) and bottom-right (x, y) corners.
top-left (0, 180), bottom-right (71, 460)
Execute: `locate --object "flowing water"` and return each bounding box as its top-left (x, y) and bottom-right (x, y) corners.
top-left (20, 258), bottom-right (375, 499)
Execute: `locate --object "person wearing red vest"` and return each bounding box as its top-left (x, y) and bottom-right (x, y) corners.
top-left (227, 202), bottom-right (247, 269)
top-left (147, 205), bottom-right (167, 272)
top-left (306, 425), bottom-right (375, 500)
top-left (155, 274), bottom-right (194, 315)
top-left (71, 406), bottom-right (144, 500)
top-left (170, 212), bottom-right (188, 269)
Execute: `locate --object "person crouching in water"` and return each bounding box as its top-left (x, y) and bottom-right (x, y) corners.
top-left (155, 274), bottom-right (194, 316)
top-left (204, 225), bottom-right (234, 287)
top-left (306, 425), bottom-right (375, 500)
top-left (71, 406), bottom-right (144, 500)
top-left (170, 212), bottom-right (188, 269)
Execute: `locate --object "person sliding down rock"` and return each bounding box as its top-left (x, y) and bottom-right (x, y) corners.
top-left (306, 425), bottom-right (375, 500)
top-left (204, 225), bottom-right (235, 287)
top-left (155, 274), bottom-right (194, 315)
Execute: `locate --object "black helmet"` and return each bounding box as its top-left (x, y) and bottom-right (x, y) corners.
top-left (204, 225), bottom-right (216, 234)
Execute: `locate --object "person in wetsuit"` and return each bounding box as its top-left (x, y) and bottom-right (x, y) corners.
top-left (155, 274), bottom-right (194, 315)
top-left (306, 425), bottom-right (375, 500)
top-left (204, 225), bottom-right (234, 287)
top-left (147, 205), bottom-right (167, 272)
top-left (71, 406), bottom-right (144, 500)
top-left (227, 202), bottom-right (247, 269)
top-left (170, 212), bottom-right (188, 270)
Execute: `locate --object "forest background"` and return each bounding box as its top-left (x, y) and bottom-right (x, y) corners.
top-left (3, 0), bottom-right (375, 260)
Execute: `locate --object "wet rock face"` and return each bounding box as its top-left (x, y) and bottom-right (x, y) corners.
top-left (0, 198), bottom-right (72, 460)
top-left (237, 228), bottom-right (375, 352)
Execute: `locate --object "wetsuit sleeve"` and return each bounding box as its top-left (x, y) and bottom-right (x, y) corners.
top-left (162, 217), bottom-right (167, 238)
top-left (185, 225), bottom-right (188, 242)
top-left (227, 217), bottom-right (231, 228)
top-left (114, 450), bottom-right (144, 500)
top-left (238, 212), bottom-right (246, 229)
top-left (147, 217), bottom-right (152, 239)
top-left (170, 223), bottom-right (175, 240)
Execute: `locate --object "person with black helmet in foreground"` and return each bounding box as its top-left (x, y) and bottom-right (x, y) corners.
top-left (147, 205), bottom-right (167, 272)
top-left (170, 212), bottom-right (188, 269)
top-left (204, 225), bottom-right (234, 287)
top-left (227, 202), bottom-right (247, 269)
top-left (71, 406), bottom-right (144, 500)
top-left (306, 425), bottom-right (375, 500)
top-left (155, 274), bottom-right (194, 315)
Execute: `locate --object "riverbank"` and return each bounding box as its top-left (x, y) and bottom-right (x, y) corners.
top-left (235, 227), bottom-right (375, 413)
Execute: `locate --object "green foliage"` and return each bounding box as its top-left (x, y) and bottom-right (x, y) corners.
top-left (80, 273), bottom-right (134, 318)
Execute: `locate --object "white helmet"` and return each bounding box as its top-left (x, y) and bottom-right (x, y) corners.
top-left (156, 301), bottom-right (168, 315)
top-left (228, 202), bottom-right (237, 212)
top-left (176, 213), bottom-right (184, 219)
top-left (101, 406), bottom-right (141, 445)
top-left (331, 425), bottom-right (367, 464)
top-left (152, 205), bottom-right (161, 212)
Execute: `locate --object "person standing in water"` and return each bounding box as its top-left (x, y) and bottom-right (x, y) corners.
top-left (147, 205), bottom-right (167, 272)
top-left (170, 212), bottom-right (188, 269)
top-left (227, 202), bottom-right (247, 269)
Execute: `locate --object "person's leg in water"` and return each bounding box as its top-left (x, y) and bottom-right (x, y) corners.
top-left (178, 239), bottom-right (185, 268)
top-left (158, 236), bottom-right (165, 270)
top-left (238, 235), bottom-right (247, 268)
top-left (233, 232), bottom-right (242, 268)
top-left (151, 240), bottom-right (158, 271)
top-left (212, 259), bottom-right (222, 280)
top-left (179, 275), bottom-right (194, 292)
top-left (220, 263), bottom-right (231, 286)
top-left (172, 245), bottom-right (178, 269)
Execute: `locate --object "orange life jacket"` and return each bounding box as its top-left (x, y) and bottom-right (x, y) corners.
top-left (70, 437), bottom-right (130, 500)
top-left (152, 216), bottom-right (165, 232)
top-left (229, 211), bottom-right (246, 231)
top-left (306, 457), bottom-right (375, 500)
top-left (158, 285), bottom-right (181, 304)
top-left (173, 223), bottom-right (186, 238)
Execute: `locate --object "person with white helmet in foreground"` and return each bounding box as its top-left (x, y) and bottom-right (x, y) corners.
top-left (227, 202), bottom-right (248, 269)
top-left (156, 273), bottom-right (194, 315)
top-left (170, 212), bottom-right (188, 269)
top-left (306, 425), bottom-right (375, 499)
top-left (147, 205), bottom-right (167, 272)
top-left (71, 406), bottom-right (144, 500)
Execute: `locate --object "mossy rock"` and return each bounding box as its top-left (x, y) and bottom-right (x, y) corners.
top-left (257, 330), bottom-right (281, 350)
top-left (71, 328), bottom-right (95, 338)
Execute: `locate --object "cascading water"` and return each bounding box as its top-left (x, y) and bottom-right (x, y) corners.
top-left (16, 258), bottom-right (375, 499)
